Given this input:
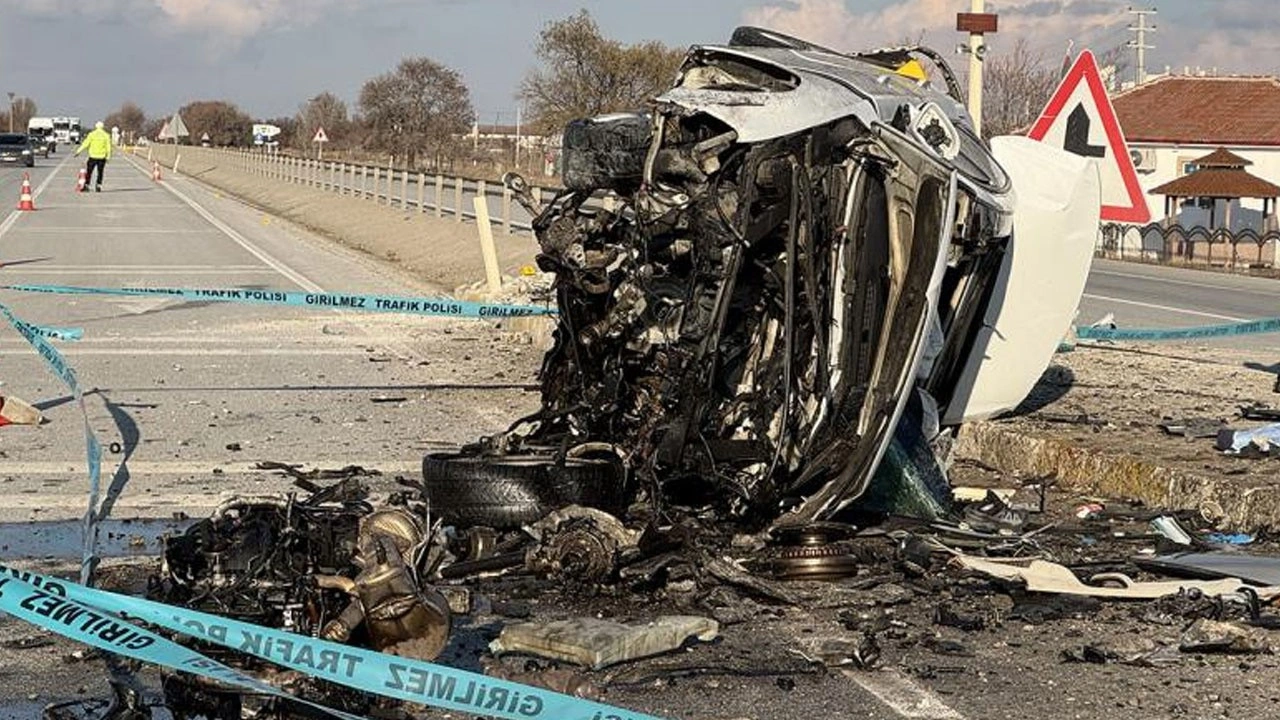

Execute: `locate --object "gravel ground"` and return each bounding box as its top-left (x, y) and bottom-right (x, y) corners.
top-left (998, 341), bottom-right (1280, 487)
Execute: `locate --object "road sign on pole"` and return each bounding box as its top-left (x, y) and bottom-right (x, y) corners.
top-left (1027, 50), bottom-right (1150, 224)
top-left (312, 126), bottom-right (328, 159)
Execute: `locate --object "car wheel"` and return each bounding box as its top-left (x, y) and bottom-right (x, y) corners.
top-left (422, 452), bottom-right (625, 528)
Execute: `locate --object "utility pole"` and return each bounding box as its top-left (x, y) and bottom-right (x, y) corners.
top-left (956, 0), bottom-right (998, 136)
top-left (7, 93), bottom-right (14, 133)
top-left (1127, 6), bottom-right (1157, 86)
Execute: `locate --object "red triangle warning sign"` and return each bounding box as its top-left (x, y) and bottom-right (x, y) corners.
top-left (1027, 50), bottom-right (1150, 224)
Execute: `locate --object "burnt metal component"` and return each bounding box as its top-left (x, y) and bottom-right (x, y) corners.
top-left (503, 171), bottom-right (544, 217)
top-left (354, 534), bottom-right (452, 659)
top-left (525, 506), bottom-right (640, 584)
top-left (759, 522), bottom-right (862, 580)
top-left (438, 551), bottom-right (527, 580)
top-left (150, 478), bottom-right (451, 716)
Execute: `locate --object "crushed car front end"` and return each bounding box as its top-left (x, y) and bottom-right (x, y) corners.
top-left (426, 27), bottom-right (1094, 531)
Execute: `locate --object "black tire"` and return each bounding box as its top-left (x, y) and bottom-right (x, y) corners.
top-left (422, 452), bottom-right (624, 528)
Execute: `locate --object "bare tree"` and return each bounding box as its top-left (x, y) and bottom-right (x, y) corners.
top-left (10, 97), bottom-right (36, 132)
top-left (104, 101), bottom-right (146, 138)
top-left (295, 92), bottom-right (350, 148)
top-left (520, 10), bottom-right (685, 134)
top-left (982, 39), bottom-right (1060, 138)
top-left (179, 100), bottom-right (254, 146)
top-left (359, 57), bottom-right (474, 168)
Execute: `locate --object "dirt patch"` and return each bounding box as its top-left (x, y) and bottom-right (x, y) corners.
top-left (140, 146), bottom-right (540, 293)
top-left (989, 342), bottom-right (1280, 487)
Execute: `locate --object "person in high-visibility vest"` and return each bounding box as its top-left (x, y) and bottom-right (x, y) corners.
top-left (75, 121), bottom-right (112, 192)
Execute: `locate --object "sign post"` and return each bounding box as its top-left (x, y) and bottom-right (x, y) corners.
top-left (312, 126), bottom-right (329, 161)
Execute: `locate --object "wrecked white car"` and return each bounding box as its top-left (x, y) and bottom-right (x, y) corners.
top-left (425, 27), bottom-right (1100, 530)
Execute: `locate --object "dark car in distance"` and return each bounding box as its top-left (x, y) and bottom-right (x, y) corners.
top-left (0, 134), bottom-right (36, 166)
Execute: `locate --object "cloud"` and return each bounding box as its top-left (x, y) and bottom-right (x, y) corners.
top-left (741, 1), bottom-right (1280, 77)
top-left (0, 0), bottom-right (360, 39)
top-left (152, 0), bottom-right (350, 37)
top-left (742, 0), bottom-right (1124, 58)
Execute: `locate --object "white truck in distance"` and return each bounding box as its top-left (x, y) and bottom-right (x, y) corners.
top-left (27, 117), bottom-right (55, 153)
top-left (52, 117), bottom-right (81, 146)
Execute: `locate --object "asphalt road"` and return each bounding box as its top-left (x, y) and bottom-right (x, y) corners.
top-left (0, 150), bottom-right (532, 526)
top-left (1079, 257), bottom-right (1280, 350)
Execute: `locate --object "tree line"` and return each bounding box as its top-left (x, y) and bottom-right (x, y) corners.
top-left (96, 10), bottom-right (1124, 171)
top-left (99, 10), bottom-right (681, 172)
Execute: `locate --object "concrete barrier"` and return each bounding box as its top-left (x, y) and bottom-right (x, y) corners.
top-left (955, 422), bottom-right (1280, 532)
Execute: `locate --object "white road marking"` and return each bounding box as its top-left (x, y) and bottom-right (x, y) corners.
top-left (146, 169), bottom-right (324, 292)
top-left (1092, 268), bottom-right (1280, 297)
top-left (6, 264), bottom-right (269, 271)
top-left (10, 267), bottom-right (277, 275)
top-left (0, 348), bottom-right (372, 357)
top-left (16, 227), bottom-right (220, 234)
top-left (0, 460), bottom-right (421, 476)
top-left (0, 155), bottom-right (71, 240)
top-left (843, 670), bottom-right (965, 720)
top-left (1081, 293), bottom-right (1246, 322)
top-left (121, 154), bottom-right (424, 363)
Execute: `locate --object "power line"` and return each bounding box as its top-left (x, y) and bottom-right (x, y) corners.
top-left (1127, 6), bottom-right (1157, 86)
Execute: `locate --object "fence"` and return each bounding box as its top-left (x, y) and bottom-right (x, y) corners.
top-left (138, 145), bottom-right (554, 235)
top-left (1097, 221), bottom-right (1280, 270)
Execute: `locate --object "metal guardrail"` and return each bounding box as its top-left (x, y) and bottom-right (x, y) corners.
top-left (138, 145), bottom-right (549, 235)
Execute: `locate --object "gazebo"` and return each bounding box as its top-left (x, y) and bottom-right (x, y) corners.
top-left (1150, 147), bottom-right (1280, 232)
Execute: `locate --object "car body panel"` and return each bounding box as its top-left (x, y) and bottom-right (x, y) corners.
top-left (942, 136), bottom-right (1102, 424)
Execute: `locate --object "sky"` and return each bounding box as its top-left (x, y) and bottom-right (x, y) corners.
top-left (1, 0), bottom-right (1276, 126)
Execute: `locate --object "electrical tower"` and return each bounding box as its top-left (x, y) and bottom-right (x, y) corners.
top-left (1127, 6), bottom-right (1157, 86)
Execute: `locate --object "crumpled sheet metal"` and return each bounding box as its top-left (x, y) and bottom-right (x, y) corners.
top-left (954, 555), bottom-right (1280, 600)
top-left (489, 615), bottom-right (719, 670)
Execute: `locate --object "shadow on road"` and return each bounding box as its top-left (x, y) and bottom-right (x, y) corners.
top-left (1003, 364), bottom-right (1077, 417)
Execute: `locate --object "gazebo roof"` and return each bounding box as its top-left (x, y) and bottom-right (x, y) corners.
top-left (1192, 147), bottom-right (1252, 168)
top-left (1151, 167), bottom-right (1280, 200)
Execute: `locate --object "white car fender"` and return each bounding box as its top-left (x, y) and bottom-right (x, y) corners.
top-left (942, 135), bottom-right (1101, 424)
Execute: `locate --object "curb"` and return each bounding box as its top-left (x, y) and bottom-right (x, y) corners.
top-left (954, 423), bottom-right (1280, 532)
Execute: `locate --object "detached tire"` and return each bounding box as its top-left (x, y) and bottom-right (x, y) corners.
top-left (422, 452), bottom-right (624, 528)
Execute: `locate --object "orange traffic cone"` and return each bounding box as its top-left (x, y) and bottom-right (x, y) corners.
top-left (152, 161), bottom-right (162, 182)
top-left (76, 167), bottom-right (87, 193)
top-left (17, 174), bottom-right (35, 211)
top-left (0, 394), bottom-right (43, 426)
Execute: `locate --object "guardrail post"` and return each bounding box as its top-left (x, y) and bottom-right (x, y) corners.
top-left (435, 175), bottom-right (444, 218)
top-left (401, 169), bottom-right (409, 210)
top-left (473, 195), bottom-right (502, 294)
top-left (361, 165), bottom-right (369, 199)
top-left (387, 158), bottom-right (395, 206)
top-left (502, 187), bottom-right (512, 235)
top-left (454, 178), bottom-right (463, 222)
top-left (417, 172), bottom-right (426, 213)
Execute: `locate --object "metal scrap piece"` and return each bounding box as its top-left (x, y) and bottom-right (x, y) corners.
top-left (489, 615), bottom-right (719, 670)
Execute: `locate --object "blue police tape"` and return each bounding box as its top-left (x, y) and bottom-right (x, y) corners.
top-left (2, 283), bottom-right (558, 320)
top-left (0, 302), bottom-right (101, 586)
top-left (0, 565), bottom-right (669, 720)
top-left (1076, 316), bottom-right (1280, 341)
top-left (27, 323), bottom-right (84, 341)
top-left (0, 570), bottom-right (367, 720)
